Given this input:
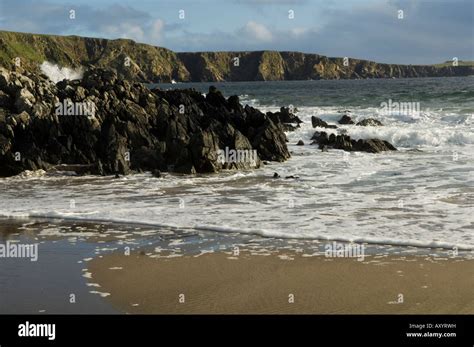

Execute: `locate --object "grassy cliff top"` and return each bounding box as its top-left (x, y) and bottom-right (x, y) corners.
top-left (1, 30), bottom-right (472, 82)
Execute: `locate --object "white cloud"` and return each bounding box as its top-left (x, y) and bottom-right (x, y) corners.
top-left (242, 21), bottom-right (273, 42)
top-left (150, 19), bottom-right (164, 42)
top-left (120, 23), bottom-right (145, 41)
top-left (290, 27), bottom-right (309, 37)
top-left (237, 0), bottom-right (307, 4)
top-left (1, 0), bottom-right (472, 64)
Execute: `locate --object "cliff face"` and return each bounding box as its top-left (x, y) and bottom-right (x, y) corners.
top-left (0, 31), bottom-right (190, 82)
top-left (0, 31), bottom-right (472, 82)
top-left (177, 51), bottom-right (474, 81)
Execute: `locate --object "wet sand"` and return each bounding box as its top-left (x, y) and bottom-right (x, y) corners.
top-left (88, 251), bottom-right (474, 314)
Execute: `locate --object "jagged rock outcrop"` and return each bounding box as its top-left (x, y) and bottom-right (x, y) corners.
top-left (311, 131), bottom-right (396, 153)
top-left (357, 118), bottom-right (383, 126)
top-left (0, 31), bottom-right (472, 83)
top-left (0, 67), bottom-right (292, 177)
top-left (311, 116), bottom-right (338, 129)
top-left (338, 115), bottom-right (355, 125)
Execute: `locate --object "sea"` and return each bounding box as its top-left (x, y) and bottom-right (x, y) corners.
top-left (0, 77), bottom-right (473, 312)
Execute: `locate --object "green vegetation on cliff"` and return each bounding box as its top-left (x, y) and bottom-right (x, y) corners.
top-left (0, 31), bottom-right (188, 82)
top-left (0, 30), bottom-right (472, 82)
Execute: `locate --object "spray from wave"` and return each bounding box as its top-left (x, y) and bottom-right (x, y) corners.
top-left (40, 61), bottom-right (84, 83)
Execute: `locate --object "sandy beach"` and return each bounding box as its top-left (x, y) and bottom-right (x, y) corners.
top-left (87, 251), bottom-right (474, 314)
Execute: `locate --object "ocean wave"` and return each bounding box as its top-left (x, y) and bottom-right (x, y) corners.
top-left (279, 106), bottom-right (474, 148)
top-left (40, 61), bottom-right (84, 83)
top-left (0, 213), bottom-right (472, 251)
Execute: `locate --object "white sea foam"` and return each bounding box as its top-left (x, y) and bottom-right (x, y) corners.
top-left (89, 291), bottom-right (110, 297)
top-left (0, 206), bottom-right (472, 250)
top-left (40, 61), bottom-right (84, 83)
top-left (1, 83), bottom-right (473, 253)
top-left (278, 106), bottom-right (474, 148)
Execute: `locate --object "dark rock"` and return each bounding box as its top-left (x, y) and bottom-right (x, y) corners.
top-left (311, 116), bottom-right (338, 129)
top-left (0, 68), bottom-right (10, 91)
top-left (14, 88), bottom-right (36, 113)
top-left (356, 118), bottom-right (383, 126)
top-left (352, 139), bottom-right (397, 153)
top-left (206, 85), bottom-right (227, 108)
top-left (0, 90), bottom-right (11, 107)
top-left (333, 134), bottom-right (353, 151)
top-left (273, 172), bottom-right (280, 178)
top-left (296, 140), bottom-right (304, 146)
top-left (311, 131), bottom-right (328, 142)
top-left (338, 115), bottom-right (354, 124)
top-left (280, 123), bottom-right (298, 132)
top-left (152, 169), bottom-right (162, 178)
top-left (0, 134), bottom-right (11, 155)
top-left (285, 175), bottom-right (299, 179)
top-left (310, 129), bottom-right (396, 153)
top-left (174, 162), bottom-right (197, 174)
top-left (227, 95), bottom-right (243, 114)
top-left (249, 113), bottom-right (290, 162)
top-left (311, 116), bottom-right (326, 128)
top-left (267, 106), bottom-right (302, 125)
top-left (0, 67), bottom-right (292, 177)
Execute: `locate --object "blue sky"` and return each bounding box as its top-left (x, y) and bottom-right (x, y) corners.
top-left (0, 0), bottom-right (472, 64)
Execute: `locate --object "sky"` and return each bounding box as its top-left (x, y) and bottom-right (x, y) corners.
top-left (0, 0), bottom-right (472, 64)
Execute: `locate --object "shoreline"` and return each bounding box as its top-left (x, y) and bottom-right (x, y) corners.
top-left (87, 250), bottom-right (474, 314)
top-left (0, 218), bottom-right (472, 314)
top-left (1, 216), bottom-right (472, 255)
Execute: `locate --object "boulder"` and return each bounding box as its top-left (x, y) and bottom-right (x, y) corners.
top-left (0, 90), bottom-right (11, 107)
top-left (251, 118), bottom-right (290, 162)
top-left (15, 88), bottom-right (36, 113)
top-left (227, 95), bottom-right (243, 114)
top-left (311, 116), bottom-right (338, 129)
top-left (310, 130), bottom-right (396, 153)
top-left (311, 131), bottom-right (329, 143)
top-left (356, 118), bottom-right (383, 126)
top-left (206, 86), bottom-right (227, 107)
top-left (338, 115), bottom-right (354, 124)
top-left (0, 134), bottom-right (11, 155)
top-left (0, 68), bottom-right (10, 92)
top-left (268, 106), bottom-right (302, 125)
top-left (352, 139), bottom-right (396, 153)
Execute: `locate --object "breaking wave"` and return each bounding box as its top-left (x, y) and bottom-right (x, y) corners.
top-left (40, 61), bottom-right (84, 83)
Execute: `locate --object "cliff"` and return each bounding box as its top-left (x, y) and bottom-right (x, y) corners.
top-left (0, 30), bottom-right (472, 82)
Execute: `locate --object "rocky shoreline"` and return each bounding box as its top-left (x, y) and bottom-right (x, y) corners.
top-left (0, 66), bottom-right (397, 178)
top-left (307, 114), bottom-right (396, 153)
